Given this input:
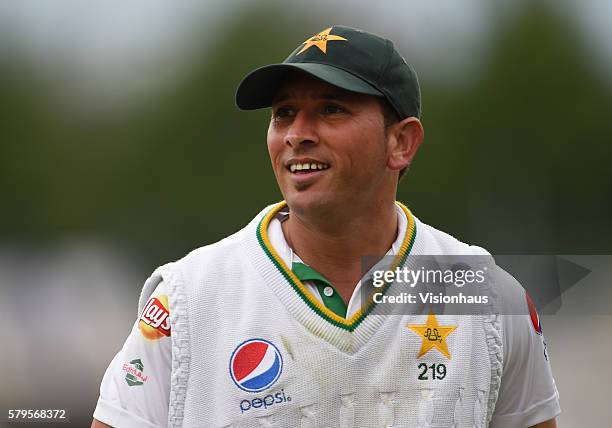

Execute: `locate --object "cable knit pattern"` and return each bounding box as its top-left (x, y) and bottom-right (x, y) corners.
top-left (377, 391), bottom-right (396, 427)
top-left (137, 264), bottom-right (191, 427)
top-left (135, 204), bottom-right (511, 427)
top-left (299, 404), bottom-right (317, 427)
top-left (481, 266), bottom-right (503, 426)
top-left (453, 386), bottom-right (464, 427)
top-left (474, 258), bottom-right (504, 426)
top-left (413, 220), bottom-right (504, 427)
top-left (417, 389), bottom-right (434, 428)
top-left (474, 389), bottom-right (486, 428)
top-left (339, 393), bottom-right (354, 428)
top-left (161, 264), bottom-right (191, 428)
top-left (484, 313), bottom-right (503, 424)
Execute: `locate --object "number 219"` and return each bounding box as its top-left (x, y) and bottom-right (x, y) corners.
top-left (418, 363), bottom-right (446, 380)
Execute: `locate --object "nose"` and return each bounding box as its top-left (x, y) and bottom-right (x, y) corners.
top-left (285, 110), bottom-right (319, 148)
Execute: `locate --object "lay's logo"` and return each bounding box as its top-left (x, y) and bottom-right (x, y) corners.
top-left (139, 295), bottom-right (171, 340)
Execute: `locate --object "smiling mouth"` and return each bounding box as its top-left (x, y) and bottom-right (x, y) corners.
top-left (288, 162), bottom-right (330, 173)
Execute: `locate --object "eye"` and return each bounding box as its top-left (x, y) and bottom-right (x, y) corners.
top-left (271, 106), bottom-right (294, 120)
top-left (322, 104), bottom-right (345, 115)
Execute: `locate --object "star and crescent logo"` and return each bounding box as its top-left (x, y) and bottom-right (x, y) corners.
top-left (297, 27), bottom-right (347, 55)
top-left (408, 313), bottom-right (457, 359)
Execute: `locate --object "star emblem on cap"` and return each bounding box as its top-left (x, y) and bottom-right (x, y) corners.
top-left (407, 313), bottom-right (457, 359)
top-left (297, 27), bottom-right (347, 55)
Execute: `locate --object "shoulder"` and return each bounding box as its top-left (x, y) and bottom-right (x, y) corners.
top-left (144, 203), bottom-right (278, 299)
top-left (173, 203), bottom-right (276, 270)
top-left (179, 227), bottom-right (246, 267)
top-left (412, 214), bottom-right (527, 295)
top-left (412, 214), bottom-right (491, 256)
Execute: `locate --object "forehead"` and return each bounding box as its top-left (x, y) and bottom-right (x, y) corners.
top-left (272, 71), bottom-right (377, 105)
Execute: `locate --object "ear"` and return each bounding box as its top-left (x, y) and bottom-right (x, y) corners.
top-left (386, 117), bottom-right (424, 172)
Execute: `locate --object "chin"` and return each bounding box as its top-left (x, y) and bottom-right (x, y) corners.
top-left (284, 190), bottom-right (334, 218)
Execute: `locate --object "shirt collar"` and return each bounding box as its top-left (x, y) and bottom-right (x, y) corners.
top-left (268, 204), bottom-right (408, 277)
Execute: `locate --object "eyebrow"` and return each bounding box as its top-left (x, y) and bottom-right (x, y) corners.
top-left (271, 92), bottom-right (348, 104)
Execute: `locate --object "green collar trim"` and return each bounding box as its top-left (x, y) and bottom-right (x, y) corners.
top-left (256, 201), bottom-right (417, 332)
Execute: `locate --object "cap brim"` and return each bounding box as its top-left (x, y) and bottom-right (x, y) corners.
top-left (235, 63), bottom-right (384, 110)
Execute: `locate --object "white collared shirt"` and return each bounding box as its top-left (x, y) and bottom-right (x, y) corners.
top-left (93, 204), bottom-right (559, 427)
top-left (266, 204), bottom-right (407, 318)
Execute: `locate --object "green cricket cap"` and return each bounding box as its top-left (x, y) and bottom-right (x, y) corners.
top-left (235, 25), bottom-right (421, 119)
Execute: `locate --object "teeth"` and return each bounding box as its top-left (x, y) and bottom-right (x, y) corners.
top-left (289, 162), bottom-right (329, 172)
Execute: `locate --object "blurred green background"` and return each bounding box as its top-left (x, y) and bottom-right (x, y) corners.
top-left (2, 2), bottom-right (610, 262)
top-left (1, 1), bottom-right (611, 426)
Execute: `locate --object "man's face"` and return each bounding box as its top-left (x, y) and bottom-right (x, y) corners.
top-left (267, 73), bottom-right (393, 217)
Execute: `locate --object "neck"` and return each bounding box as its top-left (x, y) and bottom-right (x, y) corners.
top-left (282, 196), bottom-right (399, 300)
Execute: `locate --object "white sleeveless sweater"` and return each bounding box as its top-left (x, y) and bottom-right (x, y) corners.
top-left (137, 202), bottom-right (503, 427)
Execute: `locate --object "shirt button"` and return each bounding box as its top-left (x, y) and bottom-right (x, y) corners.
top-left (323, 286), bottom-right (334, 297)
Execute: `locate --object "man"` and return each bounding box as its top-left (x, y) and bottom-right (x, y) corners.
top-left (93, 26), bottom-right (559, 427)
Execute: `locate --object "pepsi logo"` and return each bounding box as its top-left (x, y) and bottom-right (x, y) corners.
top-left (230, 339), bottom-right (283, 393)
